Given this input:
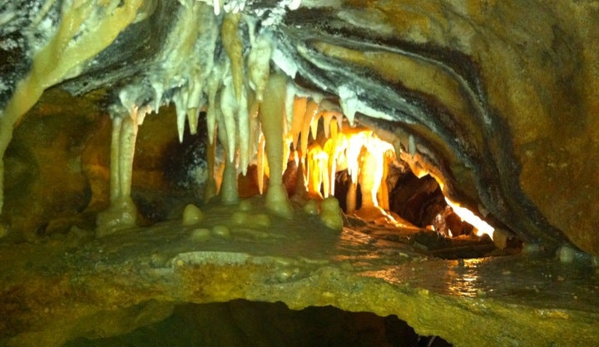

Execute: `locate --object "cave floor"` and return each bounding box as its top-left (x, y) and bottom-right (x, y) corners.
top-left (1, 197), bottom-right (599, 347)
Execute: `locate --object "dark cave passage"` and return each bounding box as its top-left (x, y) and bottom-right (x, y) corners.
top-left (63, 300), bottom-right (452, 347)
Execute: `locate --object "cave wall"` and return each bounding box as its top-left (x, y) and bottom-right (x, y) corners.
top-left (1, 0), bottom-right (598, 254)
top-left (308, 0), bottom-right (599, 253)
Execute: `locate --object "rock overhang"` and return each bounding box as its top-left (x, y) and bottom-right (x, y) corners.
top-left (1, 1), bottom-right (598, 250)
top-left (2, 1), bottom-right (599, 346)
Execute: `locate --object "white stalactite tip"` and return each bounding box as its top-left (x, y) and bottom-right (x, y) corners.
top-left (337, 85), bottom-right (357, 125)
top-left (213, 0), bottom-right (221, 15)
top-left (287, 0), bottom-right (302, 10)
top-left (186, 80), bottom-right (204, 135)
top-left (408, 134), bottom-right (416, 157)
top-left (174, 91), bottom-right (189, 143)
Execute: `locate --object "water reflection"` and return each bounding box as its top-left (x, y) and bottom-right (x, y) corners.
top-left (334, 226), bottom-right (491, 298)
top-left (332, 227), bottom-right (423, 265)
top-left (357, 258), bottom-right (493, 298)
top-left (444, 259), bottom-right (488, 298)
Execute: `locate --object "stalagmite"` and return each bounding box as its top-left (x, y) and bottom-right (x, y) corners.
top-left (182, 204), bottom-right (205, 225)
top-left (260, 73), bottom-right (293, 217)
top-left (378, 153), bottom-right (391, 211)
top-left (346, 182), bottom-right (357, 215)
top-left (307, 144), bottom-right (327, 198)
top-left (216, 97), bottom-right (240, 204)
top-left (97, 105), bottom-right (149, 236)
top-left (294, 160), bottom-right (309, 199)
top-left (0, 0), bottom-right (144, 216)
top-left (356, 149), bottom-right (382, 219)
top-left (220, 156), bottom-right (240, 204)
top-left (320, 197), bottom-right (344, 230)
top-left (257, 133), bottom-right (267, 194)
top-left (323, 136), bottom-right (338, 197)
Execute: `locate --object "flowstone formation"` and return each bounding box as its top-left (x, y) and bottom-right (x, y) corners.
top-left (1, 0), bottom-right (599, 253)
top-left (2, 0), bottom-right (599, 346)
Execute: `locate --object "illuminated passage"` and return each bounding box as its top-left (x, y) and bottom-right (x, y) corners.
top-left (0, 0), bottom-right (493, 240)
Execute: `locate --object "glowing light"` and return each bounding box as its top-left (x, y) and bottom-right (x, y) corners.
top-left (444, 197), bottom-right (495, 239)
top-left (296, 118), bottom-right (396, 221)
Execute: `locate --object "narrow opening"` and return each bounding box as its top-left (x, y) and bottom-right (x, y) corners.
top-left (63, 300), bottom-right (453, 347)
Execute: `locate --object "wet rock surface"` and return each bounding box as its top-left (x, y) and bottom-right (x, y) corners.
top-left (1, 2), bottom-right (599, 346)
top-left (1, 197), bottom-right (598, 347)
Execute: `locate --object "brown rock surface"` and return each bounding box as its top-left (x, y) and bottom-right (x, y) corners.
top-left (1, 0), bottom-right (598, 251)
top-left (1, 199), bottom-right (598, 346)
top-left (2, 1), bottom-right (599, 346)
top-left (312, 0), bottom-right (599, 254)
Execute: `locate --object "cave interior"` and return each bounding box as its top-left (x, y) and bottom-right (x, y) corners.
top-left (1, 1), bottom-right (599, 346)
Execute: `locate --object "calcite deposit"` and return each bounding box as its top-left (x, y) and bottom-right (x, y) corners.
top-left (1, 0), bottom-right (599, 346)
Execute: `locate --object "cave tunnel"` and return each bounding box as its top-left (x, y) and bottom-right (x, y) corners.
top-left (1, 1), bottom-right (599, 346)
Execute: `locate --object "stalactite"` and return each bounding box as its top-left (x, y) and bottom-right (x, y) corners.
top-left (109, 116), bottom-right (123, 204)
top-left (206, 61), bottom-right (226, 146)
top-left (237, 86), bottom-right (251, 175)
top-left (0, 0), bottom-right (145, 216)
top-left (301, 100), bottom-right (319, 164)
top-left (222, 12), bottom-right (244, 102)
top-left (290, 97), bottom-right (308, 150)
top-left (174, 89), bottom-right (190, 143)
top-left (187, 87), bottom-right (203, 135)
top-left (219, 76), bottom-right (239, 164)
top-left (247, 32), bottom-right (274, 102)
top-left (97, 105), bottom-right (149, 236)
top-left (259, 73), bottom-right (293, 217)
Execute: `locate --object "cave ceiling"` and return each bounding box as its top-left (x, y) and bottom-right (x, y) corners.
top-left (0, 0), bottom-right (598, 256)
